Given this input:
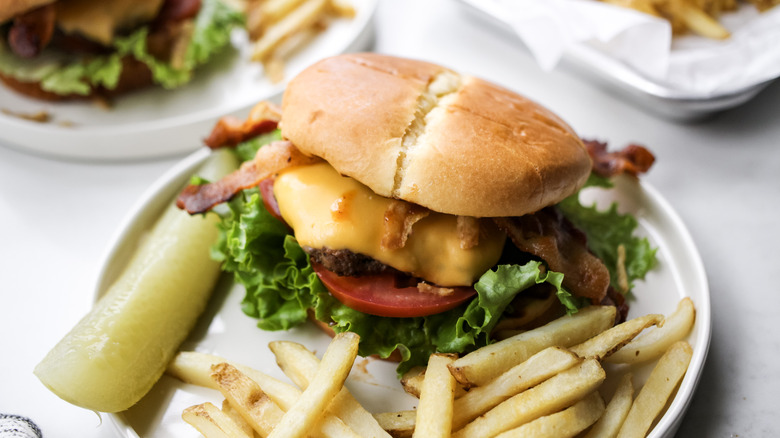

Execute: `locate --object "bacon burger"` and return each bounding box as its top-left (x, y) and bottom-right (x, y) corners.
top-left (0, 0), bottom-right (242, 100)
top-left (178, 53), bottom-right (657, 373)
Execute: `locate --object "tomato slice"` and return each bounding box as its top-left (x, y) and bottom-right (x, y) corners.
top-left (312, 262), bottom-right (477, 318)
top-left (258, 178), bottom-right (286, 224)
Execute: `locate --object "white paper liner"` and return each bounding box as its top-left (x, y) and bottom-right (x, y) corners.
top-left (490, 0), bottom-right (780, 96)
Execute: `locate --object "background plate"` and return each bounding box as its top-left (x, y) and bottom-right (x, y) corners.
top-left (0, 0), bottom-right (376, 162)
top-left (96, 148), bottom-right (711, 438)
top-left (455, 0), bottom-right (774, 121)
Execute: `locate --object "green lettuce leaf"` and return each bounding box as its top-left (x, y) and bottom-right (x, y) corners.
top-left (0, 0), bottom-right (242, 95)
top-left (37, 55), bottom-right (123, 95)
top-left (38, 63), bottom-right (94, 95)
top-left (188, 0), bottom-right (245, 66)
top-left (558, 174), bottom-right (657, 294)
top-left (114, 0), bottom-right (244, 89)
top-left (235, 130), bottom-right (283, 162)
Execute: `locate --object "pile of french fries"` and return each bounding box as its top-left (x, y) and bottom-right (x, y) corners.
top-left (167, 297), bottom-right (696, 438)
top-left (600, 0), bottom-right (779, 39)
top-left (237, 0), bottom-right (355, 82)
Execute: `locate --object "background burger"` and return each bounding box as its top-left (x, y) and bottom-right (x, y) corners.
top-left (178, 53), bottom-right (657, 374)
top-left (0, 0), bottom-right (243, 100)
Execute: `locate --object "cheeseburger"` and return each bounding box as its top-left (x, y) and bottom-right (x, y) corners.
top-left (0, 0), bottom-right (243, 100)
top-left (177, 53), bottom-right (657, 373)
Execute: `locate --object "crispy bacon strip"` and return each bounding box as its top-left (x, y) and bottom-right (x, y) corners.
top-left (494, 208), bottom-right (611, 303)
top-left (153, 0), bottom-right (202, 27)
top-left (456, 216), bottom-right (481, 250)
top-left (584, 140), bottom-right (655, 178)
top-left (204, 102), bottom-right (282, 149)
top-left (603, 286), bottom-right (629, 324)
top-left (8, 4), bottom-right (56, 58)
top-left (381, 200), bottom-right (430, 250)
top-left (177, 140), bottom-right (321, 214)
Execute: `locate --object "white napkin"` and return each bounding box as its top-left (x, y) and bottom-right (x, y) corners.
top-left (489, 0), bottom-right (780, 96)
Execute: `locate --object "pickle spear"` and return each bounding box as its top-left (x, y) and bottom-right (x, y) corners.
top-left (34, 149), bottom-right (238, 413)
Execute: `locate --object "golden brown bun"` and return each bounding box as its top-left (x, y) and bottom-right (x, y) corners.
top-left (281, 53), bottom-right (592, 218)
top-left (0, 0), bottom-right (55, 23)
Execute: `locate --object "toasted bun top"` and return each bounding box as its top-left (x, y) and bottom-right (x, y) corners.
top-left (0, 0), bottom-right (55, 22)
top-left (281, 53), bottom-right (591, 217)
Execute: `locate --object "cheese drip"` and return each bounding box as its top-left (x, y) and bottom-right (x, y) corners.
top-left (56, 0), bottom-right (165, 45)
top-left (274, 163), bottom-right (505, 286)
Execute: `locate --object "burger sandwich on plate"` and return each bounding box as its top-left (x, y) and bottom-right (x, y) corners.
top-left (0, 0), bottom-right (243, 100)
top-left (177, 52), bottom-right (657, 374)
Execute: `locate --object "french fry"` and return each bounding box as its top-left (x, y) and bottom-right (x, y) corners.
top-left (328, 0), bottom-right (356, 17)
top-left (269, 340), bottom-right (391, 438)
top-left (584, 373), bottom-right (635, 438)
top-left (373, 411), bottom-right (416, 438)
top-left (452, 359), bottom-right (606, 438)
top-left (679, 1), bottom-right (731, 39)
top-left (168, 352), bottom-right (359, 438)
top-left (244, 0), bottom-right (355, 82)
top-left (167, 351), bottom-right (301, 407)
top-left (306, 412), bottom-right (362, 438)
top-left (246, 0), bottom-right (308, 41)
top-left (260, 0), bottom-right (309, 24)
top-left (600, 0), bottom-right (658, 15)
top-left (211, 363), bottom-right (286, 437)
top-left (266, 332), bottom-right (360, 438)
top-left (599, 0), bottom-right (754, 39)
top-left (400, 366), bottom-right (426, 398)
top-left (261, 23), bottom-right (319, 81)
top-left (178, 301), bottom-right (698, 438)
top-left (452, 347), bottom-right (581, 431)
top-left (245, 0), bottom-right (265, 39)
top-left (449, 306), bottom-right (616, 387)
top-left (251, 0), bottom-right (328, 62)
top-left (271, 20), bottom-right (321, 59)
top-left (616, 341), bottom-right (693, 438)
top-left (570, 313), bottom-right (664, 360)
top-left (220, 399), bottom-right (256, 437)
top-left (607, 298), bottom-right (695, 364)
top-left (182, 402), bottom-right (254, 438)
top-left (400, 366), bottom-right (468, 399)
top-left (494, 391), bottom-right (606, 438)
top-left (413, 354), bottom-right (457, 438)
top-left (261, 57), bottom-right (287, 84)
top-left (749, 0), bottom-right (780, 11)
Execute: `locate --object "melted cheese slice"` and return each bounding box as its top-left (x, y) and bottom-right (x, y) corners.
top-left (56, 0), bottom-right (164, 45)
top-left (274, 163), bottom-right (505, 287)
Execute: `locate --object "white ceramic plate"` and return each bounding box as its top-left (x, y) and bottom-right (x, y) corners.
top-left (0, 0), bottom-right (376, 162)
top-left (96, 148), bottom-right (711, 438)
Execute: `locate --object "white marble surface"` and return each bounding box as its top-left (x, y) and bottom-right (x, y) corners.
top-left (1, 0), bottom-right (779, 436)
